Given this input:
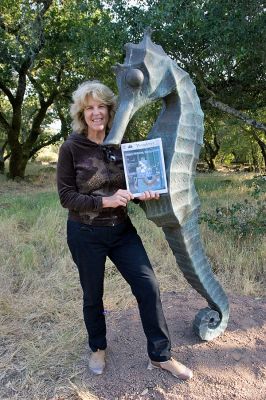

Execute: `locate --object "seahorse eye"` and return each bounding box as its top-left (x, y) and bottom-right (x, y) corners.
top-left (126, 69), bottom-right (144, 88)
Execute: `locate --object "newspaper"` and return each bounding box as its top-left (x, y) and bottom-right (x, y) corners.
top-left (121, 138), bottom-right (168, 197)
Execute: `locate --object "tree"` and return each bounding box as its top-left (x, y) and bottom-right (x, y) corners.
top-left (2, 0), bottom-right (265, 177)
top-left (0, 0), bottom-right (124, 178)
top-left (202, 116), bottom-right (221, 171)
top-left (243, 127), bottom-right (266, 170)
top-left (109, 0), bottom-right (266, 167)
top-left (125, 101), bottom-right (162, 142)
top-left (214, 117), bottom-right (264, 171)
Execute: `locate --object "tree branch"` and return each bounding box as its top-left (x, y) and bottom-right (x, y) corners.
top-left (4, 152), bottom-right (11, 161)
top-left (0, 14), bottom-right (21, 35)
top-left (56, 102), bottom-right (70, 140)
top-left (193, 67), bottom-right (216, 98)
top-left (29, 132), bottom-right (64, 157)
top-left (213, 131), bottom-right (220, 150)
top-left (243, 126), bottom-right (266, 150)
top-left (242, 127), bottom-right (266, 169)
top-left (14, 0), bottom-right (53, 100)
top-left (0, 110), bottom-right (10, 131)
top-left (26, 64), bottom-right (64, 147)
top-left (1, 140), bottom-right (8, 151)
top-left (26, 92), bottom-right (58, 147)
top-left (192, 66), bottom-right (266, 133)
top-left (27, 73), bottom-right (45, 105)
top-left (206, 98), bottom-right (266, 133)
top-left (0, 82), bottom-right (15, 106)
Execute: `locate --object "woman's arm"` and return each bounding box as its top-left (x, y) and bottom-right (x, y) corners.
top-left (57, 143), bottom-right (134, 210)
top-left (57, 143), bottom-right (103, 212)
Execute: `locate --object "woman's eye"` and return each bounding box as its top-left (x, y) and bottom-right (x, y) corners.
top-left (85, 104), bottom-right (107, 111)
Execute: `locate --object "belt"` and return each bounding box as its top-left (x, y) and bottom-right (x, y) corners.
top-left (69, 213), bottom-right (128, 227)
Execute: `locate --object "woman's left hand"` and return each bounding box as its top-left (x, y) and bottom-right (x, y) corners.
top-left (137, 191), bottom-right (160, 201)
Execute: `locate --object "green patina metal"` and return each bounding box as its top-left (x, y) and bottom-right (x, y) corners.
top-left (104, 28), bottom-right (229, 341)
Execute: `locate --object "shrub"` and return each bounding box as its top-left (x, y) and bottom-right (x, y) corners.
top-left (200, 176), bottom-right (266, 239)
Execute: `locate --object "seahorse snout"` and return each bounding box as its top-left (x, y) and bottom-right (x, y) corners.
top-left (104, 99), bottom-right (135, 146)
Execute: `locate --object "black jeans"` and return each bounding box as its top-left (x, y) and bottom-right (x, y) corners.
top-left (67, 218), bottom-right (171, 362)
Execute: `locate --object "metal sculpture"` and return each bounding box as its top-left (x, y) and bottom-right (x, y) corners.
top-left (104, 28), bottom-right (229, 341)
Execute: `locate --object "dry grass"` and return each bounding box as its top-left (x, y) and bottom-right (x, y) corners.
top-left (0, 165), bottom-right (265, 399)
top-left (35, 145), bottom-right (59, 164)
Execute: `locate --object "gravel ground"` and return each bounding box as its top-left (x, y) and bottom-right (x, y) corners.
top-left (69, 291), bottom-right (266, 400)
top-left (1, 291), bottom-right (265, 400)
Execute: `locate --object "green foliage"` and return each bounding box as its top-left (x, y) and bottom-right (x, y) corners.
top-left (200, 176), bottom-right (266, 239)
top-left (0, 0), bottom-right (127, 177)
top-left (1, 0), bottom-right (265, 177)
top-left (111, 0), bottom-right (265, 107)
top-left (244, 175), bottom-right (266, 198)
top-left (214, 118), bottom-right (265, 168)
top-left (125, 100), bottom-right (162, 142)
top-left (201, 200), bottom-right (265, 238)
top-left (111, 0), bottom-right (266, 170)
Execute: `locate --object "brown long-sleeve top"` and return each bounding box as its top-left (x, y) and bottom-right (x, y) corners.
top-left (56, 133), bottom-right (128, 226)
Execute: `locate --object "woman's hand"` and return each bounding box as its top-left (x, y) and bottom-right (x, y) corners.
top-left (102, 189), bottom-right (134, 208)
top-left (137, 191), bottom-right (160, 201)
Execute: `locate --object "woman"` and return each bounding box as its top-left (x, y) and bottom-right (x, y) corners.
top-left (57, 80), bottom-right (193, 380)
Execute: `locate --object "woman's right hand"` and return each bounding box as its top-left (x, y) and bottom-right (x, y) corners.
top-left (102, 189), bottom-right (134, 208)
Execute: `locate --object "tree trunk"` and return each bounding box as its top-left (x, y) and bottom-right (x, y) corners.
top-left (254, 136), bottom-right (266, 171)
top-left (8, 145), bottom-right (29, 179)
top-left (203, 134), bottom-right (220, 171)
top-left (244, 128), bottom-right (266, 171)
top-left (208, 157), bottom-right (216, 171)
top-left (251, 146), bottom-right (259, 172)
top-left (204, 153), bottom-right (216, 171)
top-left (0, 146), bottom-right (5, 174)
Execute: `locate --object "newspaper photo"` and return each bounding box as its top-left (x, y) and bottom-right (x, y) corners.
top-left (121, 138), bottom-right (168, 197)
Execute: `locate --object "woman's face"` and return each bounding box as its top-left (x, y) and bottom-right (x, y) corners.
top-left (84, 96), bottom-right (109, 136)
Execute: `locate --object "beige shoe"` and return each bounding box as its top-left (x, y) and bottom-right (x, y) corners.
top-left (89, 350), bottom-right (106, 375)
top-left (148, 357), bottom-right (193, 380)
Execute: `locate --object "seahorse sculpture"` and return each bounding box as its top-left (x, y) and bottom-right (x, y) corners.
top-left (104, 28), bottom-right (229, 341)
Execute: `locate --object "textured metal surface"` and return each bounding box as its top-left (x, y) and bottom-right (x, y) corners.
top-left (104, 28), bottom-right (229, 341)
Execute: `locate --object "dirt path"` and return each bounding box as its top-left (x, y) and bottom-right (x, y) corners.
top-left (67, 291), bottom-right (265, 400)
top-left (1, 291), bottom-right (265, 400)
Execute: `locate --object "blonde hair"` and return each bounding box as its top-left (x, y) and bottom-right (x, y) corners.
top-left (70, 80), bottom-right (117, 134)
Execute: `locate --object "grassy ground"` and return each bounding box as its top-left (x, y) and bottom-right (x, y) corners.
top-left (0, 164), bottom-right (265, 399)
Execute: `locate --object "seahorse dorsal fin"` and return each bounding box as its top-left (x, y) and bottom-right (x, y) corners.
top-left (123, 29), bottom-right (166, 67)
top-left (143, 26), bottom-right (154, 40)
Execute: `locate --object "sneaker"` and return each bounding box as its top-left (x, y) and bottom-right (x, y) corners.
top-left (89, 350), bottom-right (106, 375)
top-left (148, 357), bottom-right (193, 380)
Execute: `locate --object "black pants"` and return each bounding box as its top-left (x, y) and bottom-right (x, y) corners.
top-left (67, 218), bottom-right (171, 362)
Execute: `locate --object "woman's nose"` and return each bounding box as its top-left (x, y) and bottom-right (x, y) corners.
top-left (92, 107), bottom-right (100, 114)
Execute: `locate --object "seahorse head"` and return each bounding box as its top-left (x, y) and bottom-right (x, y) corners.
top-left (104, 28), bottom-right (176, 146)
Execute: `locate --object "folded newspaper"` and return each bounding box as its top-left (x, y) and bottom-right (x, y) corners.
top-left (121, 138), bottom-right (168, 197)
